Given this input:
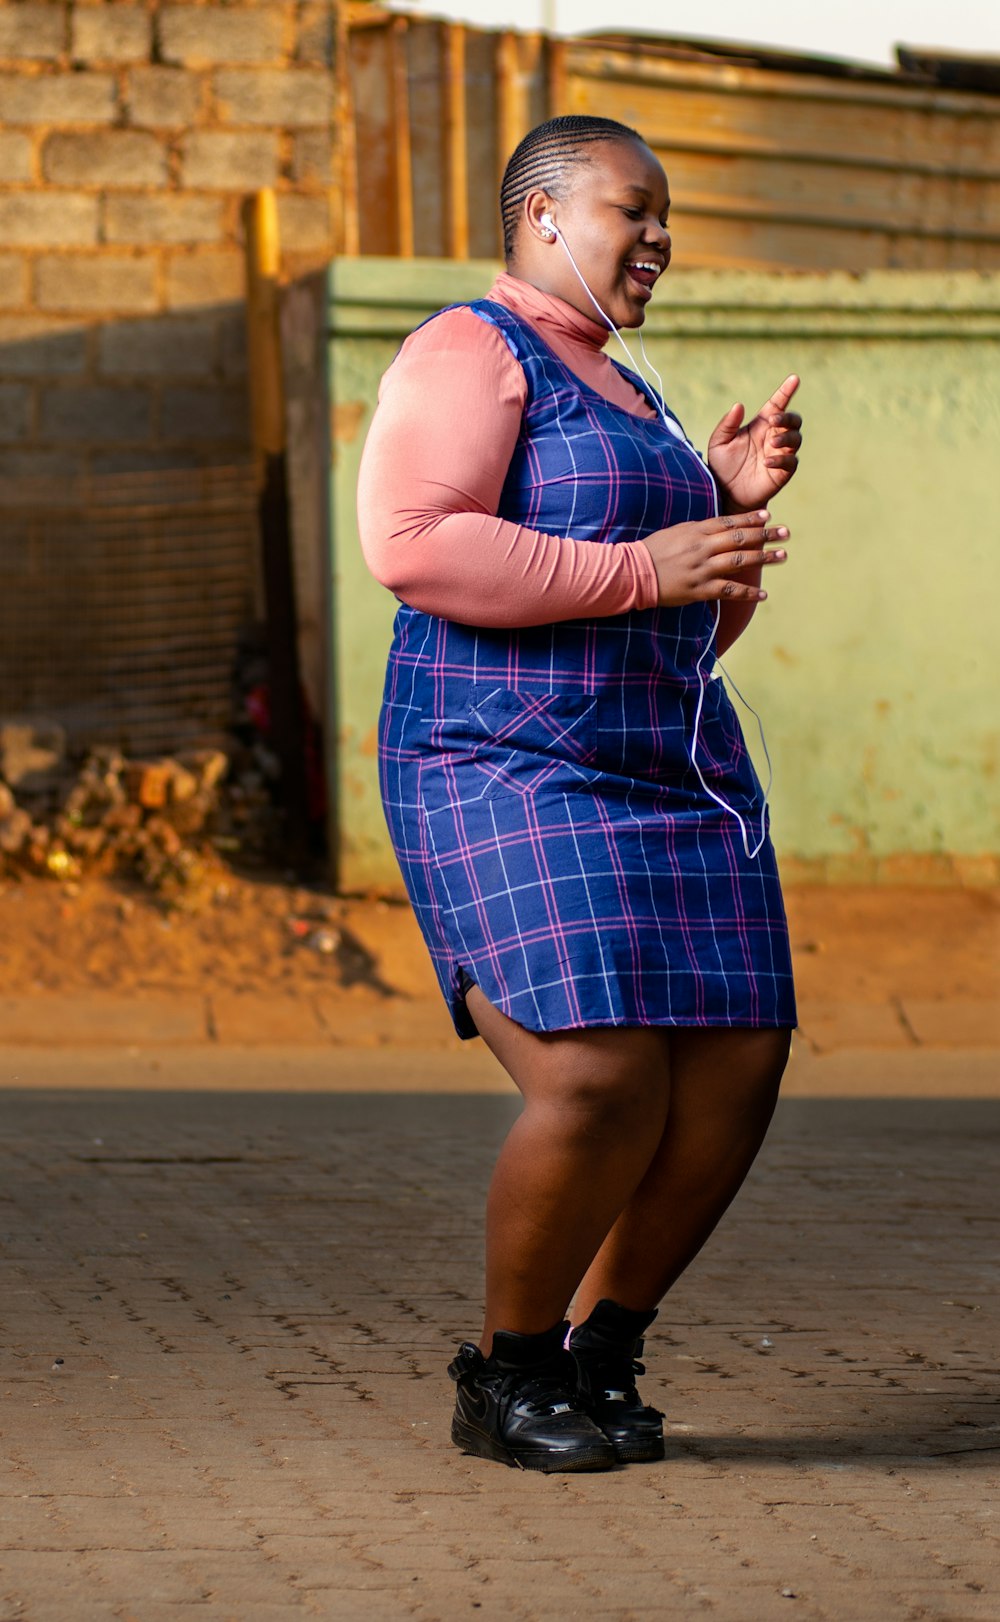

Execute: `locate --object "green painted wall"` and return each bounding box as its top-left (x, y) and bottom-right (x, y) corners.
top-left (327, 258), bottom-right (1000, 891)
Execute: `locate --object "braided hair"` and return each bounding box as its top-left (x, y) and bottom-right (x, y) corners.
top-left (499, 114), bottom-right (646, 260)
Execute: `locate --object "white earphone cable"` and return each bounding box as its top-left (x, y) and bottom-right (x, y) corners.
top-left (689, 604), bottom-right (773, 861)
top-left (543, 216), bottom-right (773, 861)
top-left (543, 218), bottom-right (686, 441)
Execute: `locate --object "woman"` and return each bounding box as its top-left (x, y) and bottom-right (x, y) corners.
top-left (357, 115), bottom-right (802, 1474)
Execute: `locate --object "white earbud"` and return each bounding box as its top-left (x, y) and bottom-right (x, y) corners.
top-left (539, 211), bottom-right (556, 240)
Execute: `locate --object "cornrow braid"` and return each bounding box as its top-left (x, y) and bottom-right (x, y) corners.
top-left (499, 114), bottom-right (645, 260)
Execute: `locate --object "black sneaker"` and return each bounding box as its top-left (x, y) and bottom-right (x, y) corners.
top-left (570, 1299), bottom-right (665, 1464)
top-left (448, 1321), bottom-right (616, 1473)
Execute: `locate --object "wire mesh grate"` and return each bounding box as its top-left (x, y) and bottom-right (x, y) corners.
top-left (0, 466), bottom-right (259, 757)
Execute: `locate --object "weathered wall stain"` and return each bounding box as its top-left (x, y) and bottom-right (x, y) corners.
top-left (332, 401), bottom-right (367, 443)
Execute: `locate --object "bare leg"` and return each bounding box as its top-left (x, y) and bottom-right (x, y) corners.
top-left (465, 985), bottom-right (670, 1349)
top-left (573, 1027), bottom-right (790, 1320)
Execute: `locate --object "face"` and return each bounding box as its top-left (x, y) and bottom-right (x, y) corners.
top-left (525, 140), bottom-right (672, 329)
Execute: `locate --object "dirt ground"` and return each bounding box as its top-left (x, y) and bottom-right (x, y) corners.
top-left (0, 867), bottom-right (995, 1016)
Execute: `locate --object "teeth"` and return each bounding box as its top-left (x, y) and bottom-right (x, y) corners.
top-left (627, 261), bottom-right (660, 275)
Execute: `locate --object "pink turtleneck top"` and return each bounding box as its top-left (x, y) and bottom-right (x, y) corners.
top-left (356, 272), bottom-right (662, 627)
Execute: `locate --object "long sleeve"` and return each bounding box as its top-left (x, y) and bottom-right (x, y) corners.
top-left (356, 307), bottom-right (659, 628)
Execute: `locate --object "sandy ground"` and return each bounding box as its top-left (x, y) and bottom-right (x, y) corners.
top-left (0, 869), bottom-right (387, 999)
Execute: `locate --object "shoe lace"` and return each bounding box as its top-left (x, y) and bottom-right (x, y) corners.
top-left (577, 1337), bottom-right (660, 1412)
top-left (449, 1344), bottom-right (582, 1416)
top-left (596, 1358), bottom-right (643, 1403)
top-left (500, 1353), bottom-right (583, 1419)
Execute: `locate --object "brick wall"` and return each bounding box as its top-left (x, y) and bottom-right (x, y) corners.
top-left (0, 0), bottom-right (338, 482)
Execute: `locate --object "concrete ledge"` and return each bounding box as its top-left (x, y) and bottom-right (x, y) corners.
top-left (796, 999), bottom-right (913, 1052)
top-left (0, 1043), bottom-right (514, 1093)
top-left (0, 1042), bottom-right (996, 1097)
top-left (900, 997), bottom-right (1000, 1047)
top-left (0, 993), bottom-right (206, 1045)
top-left (314, 994), bottom-right (461, 1048)
top-left (208, 991), bottom-right (327, 1045)
top-left (2, 993), bottom-right (998, 1068)
top-left (782, 1043), bottom-right (1000, 1097)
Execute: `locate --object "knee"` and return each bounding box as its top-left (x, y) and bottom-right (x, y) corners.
top-left (537, 1034), bottom-right (669, 1138)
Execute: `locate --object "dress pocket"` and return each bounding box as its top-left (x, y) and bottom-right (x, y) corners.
top-left (466, 684), bottom-right (597, 798)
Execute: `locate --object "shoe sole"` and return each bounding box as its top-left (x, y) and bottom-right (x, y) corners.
top-left (610, 1437), bottom-right (666, 1464)
top-left (451, 1416), bottom-right (616, 1473)
top-left (583, 1403), bottom-right (666, 1464)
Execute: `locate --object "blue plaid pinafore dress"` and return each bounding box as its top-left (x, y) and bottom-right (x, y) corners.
top-left (377, 300), bottom-right (796, 1038)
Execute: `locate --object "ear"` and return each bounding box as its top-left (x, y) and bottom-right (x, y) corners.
top-left (524, 189), bottom-right (557, 243)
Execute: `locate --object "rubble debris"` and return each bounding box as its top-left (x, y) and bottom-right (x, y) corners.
top-left (0, 718), bottom-right (67, 795)
top-left (1, 650), bottom-right (326, 896)
top-left (45, 849), bottom-right (80, 882)
top-left (0, 799), bottom-right (32, 855)
top-left (0, 742), bottom-right (282, 904)
top-left (123, 760), bottom-right (174, 810)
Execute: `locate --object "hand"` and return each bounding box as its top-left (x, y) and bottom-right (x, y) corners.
top-left (642, 510), bottom-right (789, 608)
top-left (707, 375), bottom-right (802, 512)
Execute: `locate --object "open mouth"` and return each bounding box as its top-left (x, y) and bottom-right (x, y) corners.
top-left (624, 261), bottom-right (663, 298)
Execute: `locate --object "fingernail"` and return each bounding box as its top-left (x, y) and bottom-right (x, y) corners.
top-left (757, 510), bottom-right (769, 519)
top-left (758, 589), bottom-right (767, 600)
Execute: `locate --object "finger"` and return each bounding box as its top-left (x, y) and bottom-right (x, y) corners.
top-left (720, 523), bottom-right (791, 546)
top-left (775, 412), bottom-right (802, 430)
top-left (766, 375), bottom-right (800, 412)
top-left (708, 402), bottom-right (745, 445)
top-left (769, 428), bottom-right (802, 449)
top-left (710, 511), bottom-right (772, 547)
top-left (709, 521), bottom-right (789, 556)
top-left (718, 547), bottom-right (788, 572)
top-left (713, 579), bottom-right (770, 602)
top-left (717, 508), bottom-right (771, 531)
